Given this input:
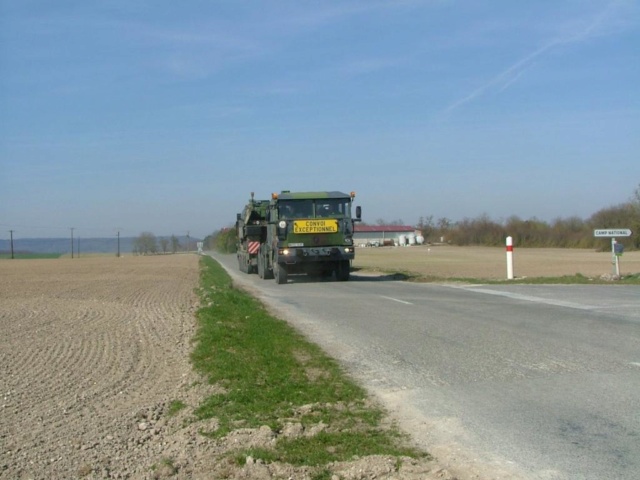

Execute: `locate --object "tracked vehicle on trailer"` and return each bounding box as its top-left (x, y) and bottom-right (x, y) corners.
top-left (236, 192), bottom-right (269, 274)
top-left (236, 190), bottom-right (362, 284)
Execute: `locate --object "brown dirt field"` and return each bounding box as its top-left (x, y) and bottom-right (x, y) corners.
top-left (0, 255), bottom-right (208, 479)
top-left (353, 245), bottom-right (640, 280)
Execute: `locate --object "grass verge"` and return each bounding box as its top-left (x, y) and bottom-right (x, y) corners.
top-left (191, 256), bottom-right (427, 467)
top-left (0, 253), bottom-right (63, 259)
top-left (354, 267), bottom-right (640, 285)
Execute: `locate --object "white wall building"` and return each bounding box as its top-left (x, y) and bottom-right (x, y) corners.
top-left (353, 225), bottom-right (422, 246)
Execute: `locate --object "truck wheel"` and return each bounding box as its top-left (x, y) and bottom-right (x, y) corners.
top-left (335, 260), bottom-right (350, 281)
top-left (264, 258), bottom-right (274, 280)
top-left (239, 254), bottom-right (249, 273)
top-left (274, 263), bottom-right (288, 284)
top-left (257, 252), bottom-right (265, 279)
top-left (259, 247), bottom-right (274, 280)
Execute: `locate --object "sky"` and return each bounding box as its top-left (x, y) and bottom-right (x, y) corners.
top-left (1, 0), bottom-right (639, 239)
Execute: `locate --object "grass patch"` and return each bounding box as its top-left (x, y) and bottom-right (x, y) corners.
top-left (355, 266), bottom-right (640, 285)
top-left (0, 253), bottom-right (63, 259)
top-left (151, 457), bottom-right (177, 476)
top-left (244, 430), bottom-right (419, 467)
top-left (421, 273), bottom-right (640, 285)
top-left (166, 399), bottom-right (187, 417)
top-left (192, 256), bottom-right (427, 466)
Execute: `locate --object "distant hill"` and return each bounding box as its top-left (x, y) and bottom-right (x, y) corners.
top-left (0, 236), bottom-right (200, 255)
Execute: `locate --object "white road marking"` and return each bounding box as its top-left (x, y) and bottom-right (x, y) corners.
top-left (630, 362), bottom-right (640, 368)
top-left (445, 285), bottom-right (597, 311)
top-left (380, 296), bottom-right (413, 305)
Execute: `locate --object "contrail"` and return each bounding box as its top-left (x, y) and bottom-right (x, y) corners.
top-left (444, 1), bottom-right (623, 114)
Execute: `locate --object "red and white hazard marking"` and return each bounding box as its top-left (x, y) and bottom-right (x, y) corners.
top-left (248, 241), bottom-right (260, 254)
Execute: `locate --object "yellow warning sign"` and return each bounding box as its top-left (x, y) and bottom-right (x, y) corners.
top-left (293, 219), bottom-right (338, 234)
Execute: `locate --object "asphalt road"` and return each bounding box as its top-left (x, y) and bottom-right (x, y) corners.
top-left (209, 252), bottom-right (640, 480)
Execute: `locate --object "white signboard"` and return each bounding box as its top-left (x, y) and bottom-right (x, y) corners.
top-left (593, 229), bottom-right (632, 237)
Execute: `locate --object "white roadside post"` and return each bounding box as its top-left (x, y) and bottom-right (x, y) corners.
top-left (506, 236), bottom-right (514, 280)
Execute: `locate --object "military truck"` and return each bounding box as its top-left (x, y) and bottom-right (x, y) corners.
top-left (236, 190), bottom-right (362, 284)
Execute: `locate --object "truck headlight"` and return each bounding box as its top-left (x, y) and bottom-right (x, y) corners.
top-left (278, 221), bottom-right (286, 229)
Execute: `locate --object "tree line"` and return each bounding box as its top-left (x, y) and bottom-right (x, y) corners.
top-left (203, 229), bottom-right (236, 254)
top-left (417, 185), bottom-right (640, 249)
top-left (132, 232), bottom-right (184, 255)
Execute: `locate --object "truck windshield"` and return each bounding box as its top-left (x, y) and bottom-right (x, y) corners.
top-left (315, 199), bottom-right (350, 217)
top-left (279, 199), bottom-right (350, 219)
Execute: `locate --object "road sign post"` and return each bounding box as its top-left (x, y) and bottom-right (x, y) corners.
top-left (593, 229), bottom-right (632, 277)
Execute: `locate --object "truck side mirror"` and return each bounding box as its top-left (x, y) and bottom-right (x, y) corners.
top-left (237, 213), bottom-right (241, 221)
top-left (355, 206), bottom-right (362, 220)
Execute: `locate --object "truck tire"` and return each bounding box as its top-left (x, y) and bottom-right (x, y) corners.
top-left (258, 247), bottom-right (274, 280)
top-left (274, 263), bottom-right (288, 284)
top-left (263, 257), bottom-right (274, 280)
top-left (335, 260), bottom-right (350, 281)
top-left (238, 253), bottom-right (249, 273)
top-left (257, 251), bottom-right (265, 279)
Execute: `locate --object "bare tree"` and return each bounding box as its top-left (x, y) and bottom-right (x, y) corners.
top-left (632, 183), bottom-right (640, 212)
top-left (133, 232), bottom-right (158, 255)
top-left (170, 235), bottom-right (180, 254)
top-left (418, 215), bottom-right (435, 239)
top-left (159, 237), bottom-right (169, 254)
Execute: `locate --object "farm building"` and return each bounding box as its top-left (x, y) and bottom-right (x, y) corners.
top-left (353, 225), bottom-right (422, 247)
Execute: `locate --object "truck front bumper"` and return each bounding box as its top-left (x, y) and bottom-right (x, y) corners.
top-left (277, 246), bottom-right (355, 265)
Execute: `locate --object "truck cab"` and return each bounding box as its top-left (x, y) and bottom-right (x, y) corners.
top-left (260, 191), bottom-right (361, 284)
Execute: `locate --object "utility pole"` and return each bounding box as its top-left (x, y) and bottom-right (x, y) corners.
top-left (71, 228), bottom-right (74, 259)
top-left (9, 230), bottom-right (14, 259)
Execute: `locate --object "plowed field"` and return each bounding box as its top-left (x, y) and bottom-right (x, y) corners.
top-left (354, 246), bottom-right (640, 280)
top-left (1, 255), bottom-right (205, 479)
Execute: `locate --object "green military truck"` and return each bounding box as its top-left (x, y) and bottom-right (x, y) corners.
top-left (236, 190), bottom-right (362, 284)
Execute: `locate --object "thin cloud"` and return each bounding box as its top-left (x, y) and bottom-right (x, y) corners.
top-left (444, 1), bottom-right (630, 114)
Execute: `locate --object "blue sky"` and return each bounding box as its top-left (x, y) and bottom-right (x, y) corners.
top-left (1, 1), bottom-right (639, 239)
